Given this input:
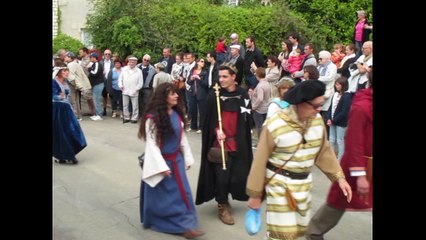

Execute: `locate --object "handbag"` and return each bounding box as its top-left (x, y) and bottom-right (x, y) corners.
top-left (138, 152), bottom-right (145, 169)
top-left (207, 147), bottom-right (228, 164)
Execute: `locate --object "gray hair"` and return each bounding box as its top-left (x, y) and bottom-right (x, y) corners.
top-left (142, 54), bottom-right (151, 61)
top-left (357, 10), bottom-right (366, 16)
top-left (275, 77), bottom-right (295, 88)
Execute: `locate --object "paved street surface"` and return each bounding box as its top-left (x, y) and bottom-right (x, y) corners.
top-left (53, 114), bottom-right (372, 240)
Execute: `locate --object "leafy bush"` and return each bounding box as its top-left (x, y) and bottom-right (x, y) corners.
top-left (282, 0), bottom-right (373, 50)
top-left (52, 33), bottom-right (84, 56)
top-left (85, 0), bottom-right (372, 60)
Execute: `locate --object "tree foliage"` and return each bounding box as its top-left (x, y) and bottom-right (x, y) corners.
top-left (281, 0), bottom-right (373, 48)
top-left (85, 0), bottom-right (372, 60)
top-left (52, 33), bottom-right (84, 56)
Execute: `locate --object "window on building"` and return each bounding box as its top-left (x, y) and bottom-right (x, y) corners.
top-left (80, 28), bottom-right (93, 48)
top-left (228, 0), bottom-right (239, 6)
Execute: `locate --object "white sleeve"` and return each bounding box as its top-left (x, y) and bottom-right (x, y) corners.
top-left (136, 69), bottom-right (144, 90)
top-left (266, 102), bottom-right (280, 118)
top-left (141, 119), bottom-right (170, 187)
top-left (180, 122), bottom-right (195, 167)
top-left (118, 70), bottom-right (124, 88)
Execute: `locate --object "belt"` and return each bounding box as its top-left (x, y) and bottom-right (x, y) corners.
top-left (266, 162), bottom-right (310, 179)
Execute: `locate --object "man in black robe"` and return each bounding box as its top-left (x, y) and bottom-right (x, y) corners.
top-left (195, 64), bottom-right (253, 225)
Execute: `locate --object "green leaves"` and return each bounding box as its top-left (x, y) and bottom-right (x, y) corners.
top-left (111, 16), bottom-right (141, 57)
top-left (53, 33), bottom-right (84, 55)
top-left (81, 0), bottom-right (372, 60)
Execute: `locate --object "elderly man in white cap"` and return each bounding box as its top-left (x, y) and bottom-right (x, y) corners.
top-left (226, 33), bottom-right (245, 61)
top-left (118, 55), bottom-right (143, 123)
top-left (225, 44), bottom-right (244, 85)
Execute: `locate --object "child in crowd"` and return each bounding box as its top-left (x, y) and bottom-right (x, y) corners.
top-left (215, 36), bottom-right (227, 65)
top-left (326, 76), bottom-right (352, 160)
top-left (331, 43), bottom-right (346, 68)
top-left (248, 67), bottom-right (271, 138)
top-left (287, 48), bottom-right (305, 74)
top-left (266, 77), bottom-right (295, 118)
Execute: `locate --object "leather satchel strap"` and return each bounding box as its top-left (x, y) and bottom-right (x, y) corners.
top-left (264, 142), bottom-right (302, 186)
top-left (264, 111), bottom-right (304, 186)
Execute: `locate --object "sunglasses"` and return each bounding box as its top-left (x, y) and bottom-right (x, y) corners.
top-left (104, 53), bottom-right (111, 55)
top-left (306, 101), bottom-right (324, 109)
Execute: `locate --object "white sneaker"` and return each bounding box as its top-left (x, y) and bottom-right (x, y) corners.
top-left (196, 130), bottom-right (202, 134)
top-left (91, 115), bottom-right (103, 121)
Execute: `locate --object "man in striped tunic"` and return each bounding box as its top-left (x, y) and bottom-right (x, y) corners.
top-left (246, 80), bottom-right (352, 240)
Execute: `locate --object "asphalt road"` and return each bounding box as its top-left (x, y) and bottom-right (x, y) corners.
top-left (53, 114), bottom-right (372, 240)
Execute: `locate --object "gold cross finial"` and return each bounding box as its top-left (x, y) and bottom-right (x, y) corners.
top-left (213, 83), bottom-right (221, 92)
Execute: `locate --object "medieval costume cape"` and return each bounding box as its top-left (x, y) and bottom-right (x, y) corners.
top-left (195, 86), bottom-right (253, 205)
top-left (327, 88), bottom-right (372, 210)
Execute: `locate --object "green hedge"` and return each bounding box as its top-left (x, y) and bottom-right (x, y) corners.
top-left (85, 0), bottom-right (372, 60)
top-left (52, 33), bottom-right (84, 56)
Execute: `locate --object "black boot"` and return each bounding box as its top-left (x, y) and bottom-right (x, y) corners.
top-left (54, 158), bottom-right (66, 164)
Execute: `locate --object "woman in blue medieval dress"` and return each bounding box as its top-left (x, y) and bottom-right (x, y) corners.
top-left (137, 83), bottom-right (204, 239)
top-left (52, 65), bottom-right (87, 164)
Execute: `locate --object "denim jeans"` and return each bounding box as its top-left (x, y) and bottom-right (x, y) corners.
top-left (92, 83), bottom-right (104, 116)
top-left (187, 91), bottom-right (206, 130)
top-left (329, 124), bottom-right (347, 160)
top-left (252, 111), bottom-right (266, 138)
top-left (355, 41), bottom-right (363, 58)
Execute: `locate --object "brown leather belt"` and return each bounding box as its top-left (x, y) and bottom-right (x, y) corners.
top-left (266, 162), bottom-right (310, 179)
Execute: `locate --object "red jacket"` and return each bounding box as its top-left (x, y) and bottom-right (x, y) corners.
top-left (327, 88), bottom-right (372, 210)
top-left (215, 41), bottom-right (226, 53)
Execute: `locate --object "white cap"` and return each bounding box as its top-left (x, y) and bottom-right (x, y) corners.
top-left (230, 33), bottom-right (238, 39)
top-left (229, 44), bottom-right (241, 50)
top-left (128, 56), bottom-right (138, 61)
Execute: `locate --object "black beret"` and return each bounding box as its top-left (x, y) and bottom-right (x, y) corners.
top-left (284, 80), bottom-right (326, 105)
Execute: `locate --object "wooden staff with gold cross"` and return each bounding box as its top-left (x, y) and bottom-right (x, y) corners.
top-left (213, 83), bottom-right (227, 170)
